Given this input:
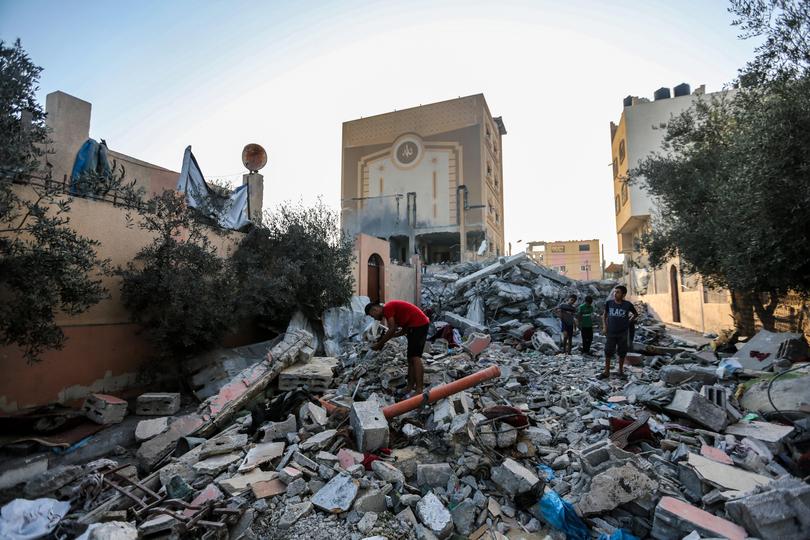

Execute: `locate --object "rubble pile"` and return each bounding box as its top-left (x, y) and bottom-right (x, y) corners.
top-left (1, 263), bottom-right (810, 539)
top-left (421, 253), bottom-right (617, 347)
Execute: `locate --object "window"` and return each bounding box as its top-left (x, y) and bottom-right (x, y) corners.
top-left (495, 212), bottom-right (500, 224)
top-left (550, 245), bottom-right (565, 253)
top-left (621, 182), bottom-right (629, 205)
top-left (578, 244), bottom-right (590, 252)
top-left (487, 161), bottom-right (492, 176)
top-left (557, 265), bottom-right (567, 273)
top-left (612, 158), bottom-right (618, 178)
top-left (619, 139), bottom-right (626, 164)
top-left (615, 195), bottom-right (621, 214)
top-left (580, 265), bottom-right (587, 271)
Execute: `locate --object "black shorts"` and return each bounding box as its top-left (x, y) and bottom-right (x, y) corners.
top-left (605, 331), bottom-right (629, 358)
top-left (406, 324), bottom-right (429, 358)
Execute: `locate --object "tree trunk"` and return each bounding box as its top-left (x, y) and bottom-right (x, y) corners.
top-left (752, 290), bottom-right (779, 331)
top-left (730, 289), bottom-right (755, 335)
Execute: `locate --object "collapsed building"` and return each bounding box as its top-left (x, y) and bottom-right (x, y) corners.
top-left (2, 252), bottom-right (809, 540)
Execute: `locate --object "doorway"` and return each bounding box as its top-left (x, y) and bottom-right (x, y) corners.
top-left (367, 253), bottom-right (384, 303)
top-left (670, 265), bottom-right (681, 323)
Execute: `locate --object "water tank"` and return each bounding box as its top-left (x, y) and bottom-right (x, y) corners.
top-left (673, 83), bottom-right (691, 97)
top-left (654, 87), bottom-right (671, 100)
top-left (623, 95), bottom-right (633, 107)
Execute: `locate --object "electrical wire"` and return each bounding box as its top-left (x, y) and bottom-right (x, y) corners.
top-left (766, 363), bottom-right (810, 429)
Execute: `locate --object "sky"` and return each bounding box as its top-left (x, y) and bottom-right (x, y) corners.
top-left (0, 0), bottom-right (756, 264)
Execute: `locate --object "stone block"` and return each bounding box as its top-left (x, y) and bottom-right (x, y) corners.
top-left (239, 442), bottom-right (285, 472)
top-left (135, 393), bottom-right (180, 415)
top-left (416, 463), bottom-right (454, 488)
top-left (524, 426), bottom-right (553, 447)
top-left (664, 390), bottom-right (727, 432)
top-left (441, 313), bottom-right (486, 334)
top-left (450, 499), bottom-right (477, 536)
top-left (350, 400), bottom-right (389, 452)
top-left (300, 429), bottom-right (337, 451)
top-left (217, 469), bottom-right (277, 496)
top-left (311, 473), bottom-right (359, 513)
top-left (651, 496), bottom-right (747, 540)
top-left (278, 357), bottom-right (338, 392)
top-left (416, 492), bottom-right (454, 539)
top-left (82, 393), bottom-right (128, 425)
top-left (135, 417), bottom-right (169, 442)
top-left (372, 460), bottom-right (405, 485)
top-left (490, 458), bottom-right (540, 497)
top-left (137, 413), bottom-right (205, 471)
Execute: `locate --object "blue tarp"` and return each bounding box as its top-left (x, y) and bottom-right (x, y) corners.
top-left (176, 145), bottom-right (250, 230)
top-left (70, 138), bottom-right (112, 195)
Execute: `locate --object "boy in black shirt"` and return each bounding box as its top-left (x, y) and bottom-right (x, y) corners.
top-left (599, 285), bottom-right (637, 379)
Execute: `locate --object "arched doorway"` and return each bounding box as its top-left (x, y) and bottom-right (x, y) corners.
top-left (670, 265), bottom-right (681, 323)
top-left (367, 254), bottom-right (384, 303)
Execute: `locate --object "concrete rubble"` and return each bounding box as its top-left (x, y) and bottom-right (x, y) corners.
top-left (2, 258), bottom-right (810, 540)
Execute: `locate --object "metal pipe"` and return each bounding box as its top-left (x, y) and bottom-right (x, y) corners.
top-left (382, 365), bottom-right (501, 419)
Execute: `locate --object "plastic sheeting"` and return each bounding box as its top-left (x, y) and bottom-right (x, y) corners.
top-left (322, 297), bottom-right (371, 357)
top-left (629, 268), bottom-right (649, 295)
top-left (70, 138), bottom-right (112, 195)
top-left (176, 146), bottom-right (250, 230)
top-left (465, 296), bottom-right (486, 325)
top-left (536, 490), bottom-right (590, 540)
top-left (0, 498), bottom-right (70, 540)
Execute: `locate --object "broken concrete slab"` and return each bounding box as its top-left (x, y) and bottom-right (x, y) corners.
top-left (659, 365), bottom-right (718, 386)
top-left (664, 389), bottom-right (728, 432)
top-left (725, 420), bottom-right (795, 443)
top-left (350, 400), bottom-right (389, 452)
top-left (416, 492), bottom-right (454, 539)
top-left (135, 417), bottom-right (169, 442)
top-left (734, 329), bottom-right (804, 370)
top-left (450, 499), bottom-right (477, 536)
top-left (686, 452), bottom-right (771, 492)
top-left (138, 514), bottom-right (176, 536)
top-left (371, 460), bottom-right (405, 485)
top-left (23, 465), bottom-right (83, 498)
top-left (279, 501), bottom-right (314, 529)
top-left (490, 458), bottom-right (541, 497)
top-left (261, 414), bottom-right (297, 442)
top-left (217, 469), bottom-right (278, 496)
top-left (279, 357), bottom-right (338, 392)
top-left (577, 462), bottom-right (658, 515)
top-left (453, 253), bottom-right (528, 290)
top-left (417, 463), bottom-right (454, 488)
top-left (300, 429), bottom-right (337, 451)
top-left (193, 451), bottom-right (243, 475)
top-left (135, 393), bottom-right (180, 416)
top-left (441, 313), bottom-right (487, 334)
top-left (651, 496), bottom-right (747, 540)
top-left (137, 413), bottom-right (205, 471)
top-left (353, 488), bottom-right (386, 513)
top-left (311, 473), bottom-right (359, 513)
top-left (238, 442), bottom-right (285, 472)
top-left (82, 393), bottom-right (128, 425)
top-left (740, 369), bottom-right (810, 415)
top-left (252, 478), bottom-right (287, 499)
top-left (578, 440), bottom-right (636, 476)
top-left (199, 433), bottom-right (249, 459)
top-left (725, 476), bottom-right (810, 540)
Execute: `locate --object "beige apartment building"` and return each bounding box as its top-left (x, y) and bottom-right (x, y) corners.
top-left (526, 239), bottom-right (602, 281)
top-left (610, 83), bottom-right (735, 333)
top-left (341, 94), bottom-right (506, 264)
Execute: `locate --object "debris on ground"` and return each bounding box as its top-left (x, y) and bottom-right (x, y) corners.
top-left (1, 255), bottom-right (809, 540)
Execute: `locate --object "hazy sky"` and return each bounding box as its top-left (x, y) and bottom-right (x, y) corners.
top-left (1, 0), bottom-right (755, 263)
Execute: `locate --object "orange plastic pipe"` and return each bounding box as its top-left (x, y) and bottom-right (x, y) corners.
top-left (382, 365), bottom-right (501, 419)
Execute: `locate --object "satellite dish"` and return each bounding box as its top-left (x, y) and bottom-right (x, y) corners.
top-left (242, 143), bottom-right (267, 173)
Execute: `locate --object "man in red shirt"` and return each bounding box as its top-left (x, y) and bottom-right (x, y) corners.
top-left (366, 300), bottom-right (430, 395)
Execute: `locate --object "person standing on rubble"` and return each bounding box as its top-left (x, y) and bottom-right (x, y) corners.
top-left (366, 300), bottom-right (430, 396)
top-left (554, 294), bottom-right (578, 355)
top-left (600, 285), bottom-right (638, 379)
top-left (577, 295), bottom-right (594, 355)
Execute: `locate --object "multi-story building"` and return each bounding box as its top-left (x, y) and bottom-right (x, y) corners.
top-left (526, 239), bottom-right (602, 281)
top-left (609, 83), bottom-right (735, 333)
top-left (341, 94), bottom-right (506, 264)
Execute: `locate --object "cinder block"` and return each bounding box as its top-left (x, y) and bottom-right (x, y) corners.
top-left (278, 357), bottom-right (337, 392)
top-left (136, 393), bottom-right (181, 416)
top-left (664, 390), bottom-right (727, 432)
top-left (578, 440), bottom-right (636, 476)
top-left (350, 400), bottom-right (389, 452)
top-left (652, 496), bottom-right (746, 540)
top-left (700, 385), bottom-right (728, 409)
top-left (82, 393), bottom-right (128, 425)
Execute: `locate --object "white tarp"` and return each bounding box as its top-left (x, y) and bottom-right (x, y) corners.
top-left (0, 498), bottom-right (70, 540)
top-left (176, 146), bottom-right (250, 230)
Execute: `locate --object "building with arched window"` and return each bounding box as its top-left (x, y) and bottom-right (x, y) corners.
top-left (341, 94), bottom-right (506, 264)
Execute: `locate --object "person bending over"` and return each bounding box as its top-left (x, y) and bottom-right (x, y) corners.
top-left (366, 300), bottom-right (430, 395)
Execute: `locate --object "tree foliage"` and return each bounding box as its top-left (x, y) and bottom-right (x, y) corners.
top-left (232, 200), bottom-right (354, 331)
top-left (0, 40), bottom-right (111, 361)
top-left (628, 0), bottom-right (810, 329)
top-left (119, 190), bottom-right (236, 359)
